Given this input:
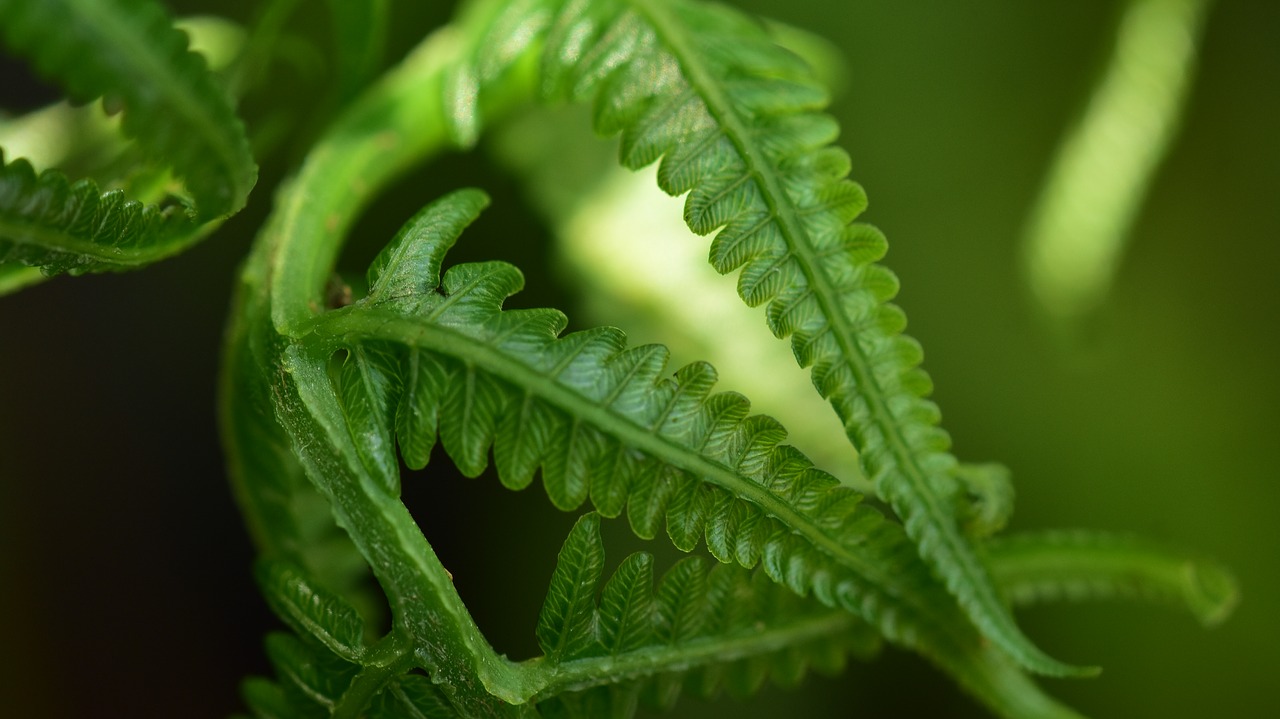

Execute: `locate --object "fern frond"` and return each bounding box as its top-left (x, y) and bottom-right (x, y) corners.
top-left (0, 0), bottom-right (256, 274)
top-left (263, 631), bottom-right (360, 716)
top-left (247, 519), bottom-right (875, 719)
top-left (368, 673), bottom-right (460, 719)
top-left (245, 559), bottom-right (463, 719)
top-left (533, 0), bottom-right (1088, 678)
top-left (304, 190), bottom-right (1082, 718)
top-left (988, 530), bottom-right (1240, 627)
top-left (533, 513), bottom-right (878, 702)
top-left (956, 462), bottom-right (1015, 538)
top-left (321, 191), bottom-right (967, 652)
top-left (443, 0), bottom-right (554, 149)
top-left (212, 0), bottom-right (1242, 713)
top-left (256, 560), bottom-right (367, 663)
top-left (0, 150), bottom-right (202, 273)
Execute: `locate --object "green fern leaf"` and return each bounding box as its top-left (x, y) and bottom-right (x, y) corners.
top-left (336, 343), bottom-right (402, 497)
top-left (255, 559), bottom-right (367, 663)
top-left (0, 0), bottom-right (256, 274)
top-left (367, 189), bottom-right (491, 302)
top-left (249, 560), bottom-right (461, 718)
top-left (441, 360), bottom-right (510, 479)
top-left (329, 193), bottom-right (964, 653)
top-left (0, 151), bottom-right (201, 273)
top-left (538, 512), bottom-right (607, 662)
top-left (217, 1), bottom-right (1236, 713)
top-left (264, 631), bottom-right (360, 716)
top-left (598, 552), bottom-right (656, 655)
top-left (307, 190), bottom-right (1084, 717)
top-left (957, 462), bottom-right (1015, 538)
top-left (531, 513), bottom-right (880, 718)
top-left (242, 676), bottom-right (294, 719)
top-left (443, 0), bottom-right (553, 149)
top-left (655, 556), bottom-right (708, 644)
top-left (368, 673), bottom-right (458, 719)
top-left (245, 625), bottom-right (458, 719)
top-left (535, 0), bottom-right (1089, 678)
top-left (988, 530), bottom-right (1240, 627)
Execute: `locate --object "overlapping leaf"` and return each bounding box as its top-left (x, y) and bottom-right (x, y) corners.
top-left (243, 560), bottom-right (452, 719)
top-left (957, 462), bottom-right (1015, 538)
top-left (0, 0), bottom-right (256, 274)
top-left (442, 0), bottom-right (556, 149)
top-left (255, 560), bottom-right (367, 663)
top-left (309, 190), bottom-right (1081, 717)
top-left (326, 191), bottom-right (966, 652)
top-left (532, 0), bottom-right (1086, 678)
top-left (242, 515), bottom-right (878, 719)
top-left (0, 150), bottom-right (199, 273)
top-left (533, 513), bottom-right (878, 717)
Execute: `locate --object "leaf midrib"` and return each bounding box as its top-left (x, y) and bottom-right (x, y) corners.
top-left (0, 213), bottom-right (202, 265)
top-left (523, 609), bottom-right (859, 701)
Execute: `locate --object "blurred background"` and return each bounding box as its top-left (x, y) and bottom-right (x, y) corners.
top-left (1, 0), bottom-right (1276, 716)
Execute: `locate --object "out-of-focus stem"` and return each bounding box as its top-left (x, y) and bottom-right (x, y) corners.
top-left (1022, 0), bottom-right (1212, 327)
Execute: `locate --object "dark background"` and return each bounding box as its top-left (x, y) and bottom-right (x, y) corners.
top-left (2, 1), bottom-right (1277, 716)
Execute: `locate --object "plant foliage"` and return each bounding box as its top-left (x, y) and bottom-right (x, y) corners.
top-left (0, 0), bottom-right (1237, 717)
top-left (0, 0), bottom-right (256, 275)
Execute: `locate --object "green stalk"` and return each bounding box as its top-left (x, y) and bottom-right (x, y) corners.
top-left (1022, 0), bottom-right (1213, 326)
